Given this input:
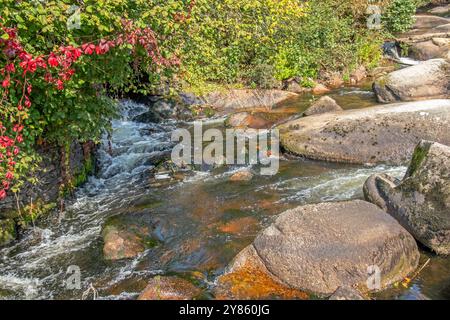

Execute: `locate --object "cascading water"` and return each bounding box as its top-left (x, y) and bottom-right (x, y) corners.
top-left (1, 95), bottom-right (424, 300)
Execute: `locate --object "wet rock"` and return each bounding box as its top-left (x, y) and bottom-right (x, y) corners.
top-left (373, 59), bottom-right (449, 103)
top-left (132, 98), bottom-right (194, 123)
top-left (102, 215), bottom-right (159, 260)
top-left (312, 83), bottom-right (330, 95)
top-left (329, 286), bottom-right (367, 300)
top-left (0, 219), bottom-right (16, 246)
top-left (218, 200), bottom-right (419, 297)
top-left (229, 170), bottom-right (254, 182)
top-left (278, 100), bottom-right (450, 165)
top-left (364, 141), bottom-right (450, 255)
top-left (303, 96), bottom-right (343, 116)
top-left (205, 89), bottom-right (298, 111)
top-left (226, 112), bottom-right (273, 129)
top-left (0, 142), bottom-right (90, 218)
top-left (138, 276), bottom-right (201, 300)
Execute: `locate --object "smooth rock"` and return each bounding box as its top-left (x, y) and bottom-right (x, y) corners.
top-left (138, 276), bottom-right (201, 300)
top-left (364, 140), bottom-right (450, 255)
top-left (218, 200), bottom-right (419, 296)
top-left (429, 5), bottom-right (450, 15)
top-left (303, 96), bottom-right (343, 116)
top-left (409, 40), bottom-right (449, 60)
top-left (373, 59), bottom-right (449, 103)
top-left (413, 15), bottom-right (449, 30)
top-left (278, 100), bottom-right (450, 165)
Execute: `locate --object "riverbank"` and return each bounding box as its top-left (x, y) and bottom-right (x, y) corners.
top-left (1, 1), bottom-right (449, 300)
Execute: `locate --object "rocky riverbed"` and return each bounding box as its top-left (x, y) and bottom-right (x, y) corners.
top-left (1, 5), bottom-right (450, 301)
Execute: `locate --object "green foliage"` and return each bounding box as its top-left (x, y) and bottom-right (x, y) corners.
top-left (181, 0), bottom-right (390, 92)
top-left (1, 0), bottom-right (419, 193)
top-left (1, 0), bottom-right (183, 191)
top-left (383, 0), bottom-right (418, 33)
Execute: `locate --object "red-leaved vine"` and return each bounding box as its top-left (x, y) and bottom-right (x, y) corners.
top-left (0, 1), bottom-right (196, 200)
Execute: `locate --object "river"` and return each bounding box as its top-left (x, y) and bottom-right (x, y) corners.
top-left (1, 86), bottom-right (449, 300)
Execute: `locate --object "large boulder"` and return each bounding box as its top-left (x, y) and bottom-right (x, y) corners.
top-left (277, 99), bottom-right (450, 165)
top-left (205, 89), bottom-right (298, 111)
top-left (217, 200), bottom-right (419, 297)
top-left (303, 96), bottom-right (343, 116)
top-left (372, 59), bottom-right (449, 103)
top-left (364, 141), bottom-right (450, 255)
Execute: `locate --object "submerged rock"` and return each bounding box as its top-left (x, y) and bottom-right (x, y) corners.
top-left (303, 96), bottom-right (343, 116)
top-left (277, 99), bottom-right (450, 165)
top-left (138, 276), bottom-right (201, 300)
top-left (373, 59), bottom-right (449, 103)
top-left (217, 200), bottom-right (419, 297)
top-left (364, 141), bottom-right (450, 255)
top-left (217, 216), bottom-right (259, 235)
top-left (0, 219), bottom-right (16, 247)
top-left (102, 214), bottom-right (159, 260)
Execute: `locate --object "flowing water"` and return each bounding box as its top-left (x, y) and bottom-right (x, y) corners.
top-left (0, 87), bottom-right (449, 300)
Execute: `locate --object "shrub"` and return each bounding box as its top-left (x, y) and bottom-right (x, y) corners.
top-left (383, 0), bottom-right (418, 33)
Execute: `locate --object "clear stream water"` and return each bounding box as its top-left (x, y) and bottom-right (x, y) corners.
top-left (0, 87), bottom-right (449, 300)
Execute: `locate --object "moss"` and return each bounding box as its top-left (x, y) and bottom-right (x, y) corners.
top-left (144, 237), bottom-right (160, 249)
top-left (16, 200), bottom-right (57, 229)
top-left (0, 219), bottom-right (16, 246)
top-left (405, 142), bottom-right (431, 178)
top-left (59, 153), bottom-right (95, 197)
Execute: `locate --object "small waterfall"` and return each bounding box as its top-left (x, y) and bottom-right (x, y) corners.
top-left (383, 42), bottom-right (420, 66)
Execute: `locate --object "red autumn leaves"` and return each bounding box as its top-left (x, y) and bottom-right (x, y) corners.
top-left (0, 17), bottom-right (182, 200)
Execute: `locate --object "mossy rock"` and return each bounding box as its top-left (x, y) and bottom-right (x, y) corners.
top-left (364, 141), bottom-right (450, 255)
